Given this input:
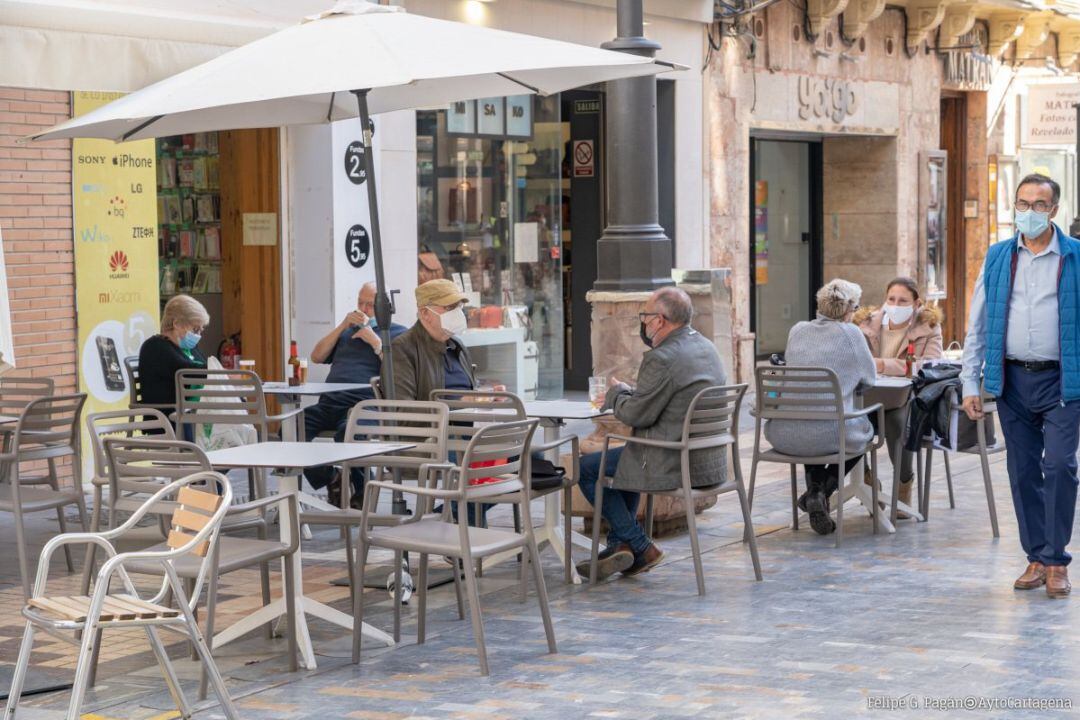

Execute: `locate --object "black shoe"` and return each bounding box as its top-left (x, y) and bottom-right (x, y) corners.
top-left (623, 543), bottom-right (665, 576)
top-left (576, 543), bottom-right (633, 579)
top-left (804, 491), bottom-right (836, 535)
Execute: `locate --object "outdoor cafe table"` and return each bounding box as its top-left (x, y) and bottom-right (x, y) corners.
top-left (450, 400), bottom-right (610, 584)
top-left (840, 375), bottom-right (924, 534)
top-left (201, 440), bottom-right (412, 669)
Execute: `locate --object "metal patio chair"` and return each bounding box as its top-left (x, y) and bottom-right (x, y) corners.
top-left (588, 384), bottom-right (762, 594)
top-left (431, 388), bottom-right (581, 582)
top-left (0, 393), bottom-right (90, 600)
top-left (2, 471), bottom-right (239, 720)
top-left (351, 418), bottom-right (555, 676)
top-left (102, 437), bottom-right (299, 696)
top-left (748, 366), bottom-right (885, 547)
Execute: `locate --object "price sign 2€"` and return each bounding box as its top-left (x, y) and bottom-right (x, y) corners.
top-left (344, 141), bottom-right (367, 185)
top-left (345, 224), bottom-right (370, 268)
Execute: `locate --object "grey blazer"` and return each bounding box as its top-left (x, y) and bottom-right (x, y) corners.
top-left (605, 326), bottom-right (728, 493)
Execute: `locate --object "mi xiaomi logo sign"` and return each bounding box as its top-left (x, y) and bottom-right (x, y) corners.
top-left (98, 289), bottom-right (143, 304)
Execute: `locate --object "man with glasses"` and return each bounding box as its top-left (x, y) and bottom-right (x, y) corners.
top-left (961, 173), bottom-right (1080, 599)
top-left (576, 287), bottom-right (727, 579)
top-left (306, 282), bottom-right (407, 507)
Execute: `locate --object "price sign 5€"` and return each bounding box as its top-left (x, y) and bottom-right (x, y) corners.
top-left (345, 224), bottom-right (370, 268)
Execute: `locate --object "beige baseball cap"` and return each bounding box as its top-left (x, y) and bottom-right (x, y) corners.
top-left (415, 278), bottom-right (467, 308)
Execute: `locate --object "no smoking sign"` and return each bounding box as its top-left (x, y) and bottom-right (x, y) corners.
top-left (572, 139), bottom-right (594, 178)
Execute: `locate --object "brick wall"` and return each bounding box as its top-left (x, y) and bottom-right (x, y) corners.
top-left (0, 87), bottom-right (77, 392)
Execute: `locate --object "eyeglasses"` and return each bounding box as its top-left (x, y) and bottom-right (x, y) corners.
top-left (639, 312), bottom-right (665, 322)
top-left (1015, 200), bottom-right (1055, 213)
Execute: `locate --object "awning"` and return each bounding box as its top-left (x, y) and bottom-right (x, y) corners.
top-left (0, 0), bottom-right (332, 91)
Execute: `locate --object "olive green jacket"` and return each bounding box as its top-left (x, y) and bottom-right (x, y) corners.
top-left (606, 326), bottom-right (728, 492)
top-left (390, 322), bottom-right (476, 401)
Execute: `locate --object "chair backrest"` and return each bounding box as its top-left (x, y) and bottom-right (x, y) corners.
top-left (681, 384), bottom-right (748, 450)
top-left (10, 393), bottom-right (86, 463)
top-left (456, 418), bottom-right (538, 500)
top-left (124, 356), bottom-right (142, 406)
top-left (97, 470), bottom-right (232, 610)
top-left (344, 399), bottom-right (449, 470)
top-left (370, 376), bottom-right (384, 400)
top-left (0, 375), bottom-right (55, 416)
top-left (104, 437), bottom-right (213, 510)
top-left (753, 366), bottom-right (845, 422)
top-left (174, 369), bottom-right (268, 439)
top-left (429, 389), bottom-right (526, 456)
top-left (86, 408), bottom-right (175, 481)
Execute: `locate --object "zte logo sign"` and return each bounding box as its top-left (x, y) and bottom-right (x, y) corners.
top-left (108, 251), bottom-right (129, 272)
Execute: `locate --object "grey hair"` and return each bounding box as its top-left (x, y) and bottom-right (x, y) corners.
top-left (653, 286), bottom-right (693, 326)
top-left (161, 294), bottom-right (210, 333)
top-left (816, 278), bottom-right (862, 320)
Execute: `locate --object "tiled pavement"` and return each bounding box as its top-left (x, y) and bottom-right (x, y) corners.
top-left (2, 414), bottom-right (1079, 719)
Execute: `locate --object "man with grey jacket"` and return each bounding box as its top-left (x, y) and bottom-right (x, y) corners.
top-left (576, 287), bottom-right (728, 579)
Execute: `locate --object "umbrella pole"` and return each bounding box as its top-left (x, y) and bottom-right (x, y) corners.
top-left (352, 89), bottom-right (396, 401)
top-left (353, 90), bottom-right (408, 519)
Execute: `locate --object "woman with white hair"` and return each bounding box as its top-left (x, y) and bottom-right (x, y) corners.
top-left (764, 279), bottom-right (877, 535)
top-left (138, 294), bottom-right (210, 412)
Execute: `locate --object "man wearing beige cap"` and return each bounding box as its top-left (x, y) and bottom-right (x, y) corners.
top-left (392, 278), bottom-right (476, 403)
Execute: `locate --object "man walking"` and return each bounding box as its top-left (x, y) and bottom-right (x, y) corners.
top-left (961, 173), bottom-right (1080, 598)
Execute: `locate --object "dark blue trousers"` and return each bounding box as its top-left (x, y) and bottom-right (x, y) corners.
top-left (997, 364), bottom-right (1080, 567)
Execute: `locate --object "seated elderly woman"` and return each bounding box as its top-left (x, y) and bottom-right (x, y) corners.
top-left (138, 294), bottom-right (210, 418)
top-left (765, 279), bottom-right (877, 535)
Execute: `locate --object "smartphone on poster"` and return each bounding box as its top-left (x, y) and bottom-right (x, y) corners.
top-left (95, 336), bottom-right (126, 391)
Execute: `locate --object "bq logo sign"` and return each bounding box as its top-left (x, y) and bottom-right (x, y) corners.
top-left (108, 250), bottom-right (130, 279)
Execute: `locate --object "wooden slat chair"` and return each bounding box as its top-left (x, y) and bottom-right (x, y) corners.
top-left (102, 437), bottom-right (299, 697)
top-left (351, 418), bottom-right (556, 676)
top-left (588, 384), bottom-right (762, 595)
top-left (298, 398), bottom-right (450, 639)
top-left (3, 471), bottom-right (240, 720)
top-left (123, 356), bottom-right (175, 415)
top-left (430, 389), bottom-right (581, 582)
top-left (0, 394), bottom-right (91, 601)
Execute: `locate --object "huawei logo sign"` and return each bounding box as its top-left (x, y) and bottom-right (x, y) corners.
top-left (108, 251), bottom-right (129, 272)
top-left (108, 250), bottom-right (130, 279)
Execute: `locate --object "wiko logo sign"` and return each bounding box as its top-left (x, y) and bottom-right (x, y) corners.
top-left (80, 225), bottom-right (111, 243)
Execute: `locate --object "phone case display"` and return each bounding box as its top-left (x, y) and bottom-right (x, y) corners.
top-left (157, 132), bottom-right (222, 301)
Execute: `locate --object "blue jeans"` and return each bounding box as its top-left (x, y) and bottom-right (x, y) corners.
top-left (997, 365), bottom-right (1080, 567)
top-left (577, 446), bottom-right (650, 555)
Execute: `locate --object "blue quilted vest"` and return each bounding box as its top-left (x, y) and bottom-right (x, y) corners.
top-left (982, 223), bottom-right (1080, 400)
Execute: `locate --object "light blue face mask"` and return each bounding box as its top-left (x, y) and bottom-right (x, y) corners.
top-left (1015, 208), bottom-right (1051, 239)
top-left (179, 331), bottom-right (201, 351)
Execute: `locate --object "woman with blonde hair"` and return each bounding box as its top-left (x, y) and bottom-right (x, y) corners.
top-left (854, 277), bottom-right (943, 513)
top-left (138, 294), bottom-right (210, 411)
top-left (765, 279), bottom-right (877, 535)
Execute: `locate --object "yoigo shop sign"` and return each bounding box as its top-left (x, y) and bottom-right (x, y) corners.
top-left (72, 91), bottom-right (160, 466)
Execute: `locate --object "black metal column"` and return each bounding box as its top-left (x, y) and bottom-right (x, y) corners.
top-left (593, 0), bottom-right (673, 291)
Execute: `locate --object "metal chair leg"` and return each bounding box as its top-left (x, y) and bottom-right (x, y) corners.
top-left (460, 548), bottom-right (490, 675)
top-left (13, 501), bottom-right (32, 602)
top-left (788, 464), bottom-right (799, 532)
top-left (683, 485), bottom-right (706, 596)
top-left (589, 481), bottom-right (605, 585)
top-left (65, 617), bottom-right (101, 720)
top-left (283, 553), bottom-right (299, 673)
top-left (563, 487), bottom-right (573, 583)
top-left (451, 557), bottom-right (466, 620)
top-left (943, 450), bottom-right (956, 509)
top-left (644, 493), bottom-right (655, 537)
top-left (526, 522), bottom-right (557, 654)
top-left (351, 532), bottom-right (372, 663)
top-left (179, 604), bottom-right (240, 720)
top-left (144, 625), bottom-right (192, 718)
top-left (417, 553), bottom-right (429, 644)
top-left (734, 477), bottom-right (763, 581)
top-left (834, 465), bottom-right (844, 549)
top-left (392, 550), bottom-right (404, 643)
top-left (870, 451), bottom-right (880, 535)
top-left (259, 561), bottom-right (273, 639)
top-left (3, 624), bottom-right (35, 720)
top-left (979, 447), bottom-right (1001, 538)
top-left (922, 446), bottom-right (934, 520)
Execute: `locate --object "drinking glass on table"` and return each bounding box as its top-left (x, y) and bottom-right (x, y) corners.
top-left (589, 376), bottom-right (606, 410)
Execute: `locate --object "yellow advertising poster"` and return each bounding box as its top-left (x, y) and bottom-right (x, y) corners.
top-left (72, 91), bottom-right (159, 448)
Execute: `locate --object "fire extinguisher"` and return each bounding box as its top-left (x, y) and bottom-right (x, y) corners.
top-left (218, 333), bottom-right (241, 369)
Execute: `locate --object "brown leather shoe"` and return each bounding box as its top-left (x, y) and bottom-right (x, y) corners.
top-left (1014, 562), bottom-right (1047, 590)
top-left (623, 543), bottom-right (664, 576)
top-left (1046, 565), bottom-right (1071, 599)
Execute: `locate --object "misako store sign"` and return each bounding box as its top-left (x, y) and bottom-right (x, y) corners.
top-left (72, 91), bottom-right (159, 451)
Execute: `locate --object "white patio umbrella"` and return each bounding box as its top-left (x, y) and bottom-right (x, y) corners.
top-left (32, 0), bottom-right (682, 396)
top-left (30, 1), bottom-right (682, 664)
